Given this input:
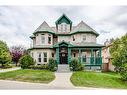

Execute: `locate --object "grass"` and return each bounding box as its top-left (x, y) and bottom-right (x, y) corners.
top-left (0, 69), bottom-right (55, 83)
top-left (70, 71), bottom-right (127, 89)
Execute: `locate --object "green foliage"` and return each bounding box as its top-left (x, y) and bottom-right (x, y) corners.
top-left (110, 34), bottom-right (127, 72)
top-left (29, 64), bottom-right (48, 70)
top-left (70, 71), bottom-right (127, 89)
top-left (120, 64), bottom-right (127, 81)
top-left (0, 40), bottom-right (12, 67)
top-left (19, 55), bottom-right (35, 69)
top-left (48, 58), bottom-right (57, 72)
top-left (0, 69), bottom-right (55, 83)
top-left (110, 34), bottom-right (127, 80)
top-left (69, 59), bottom-right (84, 71)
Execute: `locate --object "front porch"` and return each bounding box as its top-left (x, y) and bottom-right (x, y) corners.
top-left (69, 48), bottom-right (102, 67)
top-left (54, 41), bottom-right (103, 69)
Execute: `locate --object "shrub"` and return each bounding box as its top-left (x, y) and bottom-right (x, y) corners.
top-left (120, 64), bottom-right (127, 81)
top-left (29, 64), bottom-right (48, 70)
top-left (48, 58), bottom-right (57, 71)
top-left (19, 55), bottom-right (35, 69)
top-left (69, 59), bottom-right (84, 71)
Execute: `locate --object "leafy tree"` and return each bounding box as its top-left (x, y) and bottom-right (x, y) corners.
top-left (0, 40), bottom-right (12, 67)
top-left (110, 34), bottom-right (127, 72)
top-left (10, 45), bottom-right (26, 66)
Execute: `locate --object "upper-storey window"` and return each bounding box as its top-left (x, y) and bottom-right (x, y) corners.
top-left (48, 34), bottom-right (51, 44)
top-left (41, 34), bottom-right (45, 44)
top-left (61, 23), bottom-right (67, 32)
top-left (82, 34), bottom-right (86, 41)
top-left (72, 36), bottom-right (75, 41)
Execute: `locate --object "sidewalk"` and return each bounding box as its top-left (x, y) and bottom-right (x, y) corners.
top-left (0, 67), bottom-right (21, 73)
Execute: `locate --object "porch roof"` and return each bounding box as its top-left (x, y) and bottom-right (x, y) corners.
top-left (53, 41), bottom-right (104, 48)
top-left (72, 42), bottom-right (105, 48)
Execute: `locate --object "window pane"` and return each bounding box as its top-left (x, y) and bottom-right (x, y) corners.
top-left (44, 58), bottom-right (47, 62)
top-left (38, 58), bottom-right (41, 62)
top-left (44, 52), bottom-right (47, 57)
top-left (83, 35), bottom-right (86, 41)
top-left (41, 35), bottom-right (45, 44)
top-left (52, 53), bottom-right (54, 57)
top-left (48, 37), bottom-right (51, 44)
top-left (39, 53), bottom-right (41, 57)
top-left (43, 52), bottom-right (47, 62)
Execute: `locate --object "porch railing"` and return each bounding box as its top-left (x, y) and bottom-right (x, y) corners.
top-left (79, 57), bottom-right (102, 65)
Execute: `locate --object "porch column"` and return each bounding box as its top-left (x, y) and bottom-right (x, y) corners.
top-left (90, 48), bottom-right (94, 64)
top-left (56, 48), bottom-right (59, 64)
top-left (68, 48), bottom-right (71, 64)
top-left (78, 48), bottom-right (81, 62)
top-left (99, 48), bottom-right (102, 64)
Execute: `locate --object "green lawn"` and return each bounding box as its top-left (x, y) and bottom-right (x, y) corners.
top-left (70, 71), bottom-right (127, 89)
top-left (0, 69), bottom-right (55, 83)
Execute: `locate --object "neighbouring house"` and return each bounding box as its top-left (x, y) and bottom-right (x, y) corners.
top-left (102, 39), bottom-right (115, 71)
top-left (29, 14), bottom-right (104, 70)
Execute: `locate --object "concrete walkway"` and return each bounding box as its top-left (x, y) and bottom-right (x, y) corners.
top-left (0, 67), bottom-right (21, 73)
top-left (49, 72), bottom-right (75, 89)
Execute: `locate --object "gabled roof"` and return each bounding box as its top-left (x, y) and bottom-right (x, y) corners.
top-left (55, 14), bottom-right (72, 24)
top-left (53, 41), bottom-right (73, 48)
top-left (70, 21), bottom-right (99, 36)
top-left (33, 21), bottom-right (55, 34)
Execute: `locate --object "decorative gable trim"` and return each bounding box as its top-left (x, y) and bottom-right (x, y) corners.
top-left (55, 14), bottom-right (72, 24)
top-left (53, 41), bottom-right (74, 48)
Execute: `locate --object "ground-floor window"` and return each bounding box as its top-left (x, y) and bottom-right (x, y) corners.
top-left (52, 53), bottom-right (54, 57)
top-left (73, 53), bottom-right (76, 57)
top-left (38, 53), bottom-right (41, 62)
top-left (43, 52), bottom-right (47, 62)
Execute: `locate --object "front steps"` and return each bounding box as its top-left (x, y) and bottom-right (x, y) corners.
top-left (57, 64), bottom-right (70, 73)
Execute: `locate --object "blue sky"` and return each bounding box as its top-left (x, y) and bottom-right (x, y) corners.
top-left (0, 6), bottom-right (127, 48)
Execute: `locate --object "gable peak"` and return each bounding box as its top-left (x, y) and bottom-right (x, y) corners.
top-left (55, 14), bottom-right (72, 24)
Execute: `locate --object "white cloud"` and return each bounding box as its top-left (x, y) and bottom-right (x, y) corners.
top-left (0, 6), bottom-right (126, 48)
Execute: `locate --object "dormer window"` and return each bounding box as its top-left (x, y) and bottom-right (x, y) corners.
top-left (61, 23), bottom-right (67, 32)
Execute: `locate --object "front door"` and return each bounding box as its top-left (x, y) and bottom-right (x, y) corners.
top-left (60, 46), bottom-right (68, 64)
